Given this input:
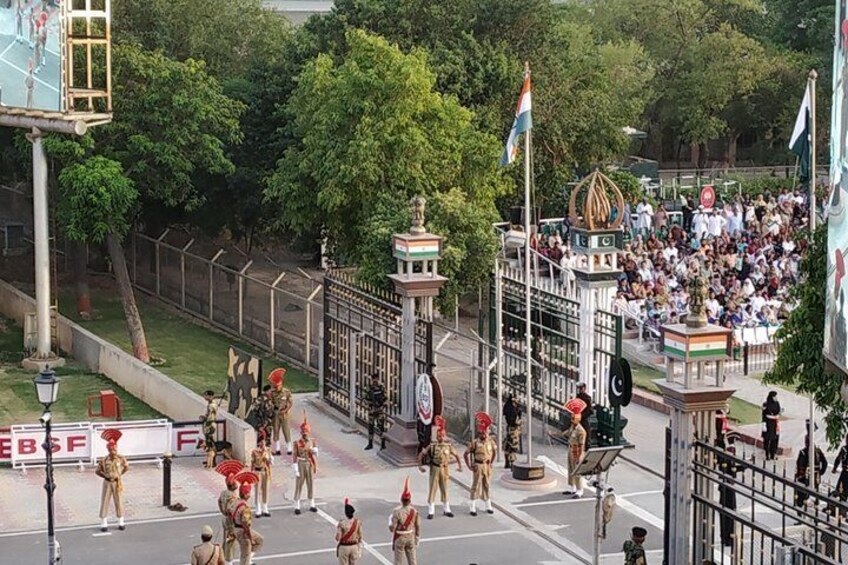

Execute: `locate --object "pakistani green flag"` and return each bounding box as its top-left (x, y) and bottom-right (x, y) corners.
top-left (789, 86), bottom-right (811, 183)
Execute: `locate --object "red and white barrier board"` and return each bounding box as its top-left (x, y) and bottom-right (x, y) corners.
top-left (0, 419), bottom-right (215, 467)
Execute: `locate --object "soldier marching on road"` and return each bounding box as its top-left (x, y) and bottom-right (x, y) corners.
top-left (96, 429), bottom-right (129, 532)
top-left (417, 415), bottom-right (462, 519)
top-left (215, 461), bottom-right (245, 565)
top-left (231, 471), bottom-right (263, 565)
top-left (335, 498), bottom-right (363, 565)
top-left (190, 525), bottom-right (225, 565)
top-left (364, 372), bottom-right (388, 451)
top-left (292, 410), bottom-right (319, 514)
top-left (389, 478), bottom-right (420, 565)
top-left (250, 432), bottom-right (273, 517)
top-left (464, 412), bottom-right (497, 516)
top-left (269, 368), bottom-right (294, 455)
top-left (202, 390), bottom-right (219, 469)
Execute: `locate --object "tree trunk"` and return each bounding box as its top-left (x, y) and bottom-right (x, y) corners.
top-left (726, 132), bottom-right (738, 167)
top-left (106, 231), bottom-right (150, 363)
top-left (71, 240), bottom-right (92, 319)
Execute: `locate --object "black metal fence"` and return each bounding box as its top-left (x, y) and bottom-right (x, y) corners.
top-left (690, 440), bottom-right (848, 564)
top-left (322, 272), bottom-right (432, 425)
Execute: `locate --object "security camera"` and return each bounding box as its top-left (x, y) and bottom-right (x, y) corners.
top-left (39, 411), bottom-right (52, 425)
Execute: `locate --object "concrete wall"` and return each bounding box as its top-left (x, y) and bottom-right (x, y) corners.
top-left (0, 279), bottom-right (255, 459)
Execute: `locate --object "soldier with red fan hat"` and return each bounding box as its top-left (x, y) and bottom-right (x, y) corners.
top-left (215, 460), bottom-right (244, 565)
top-left (547, 397), bottom-right (588, 498)
top-left (464, 411), bottom-right (498, 516)
top-left (95, 429), bottom-right (129, 532)
top-left (268, 367), bottom-right (294, 455)
top-left (292, 410), bottom-right (319, 514)
top-left (335, 497), bottom-right (363, 564)
top-left (417, 415), bottom-right (462, 519)
top-left (389, 477), bottom-right (420, 565)
top-left (232, 471), bottom-right (263, 565)
top-left (250, 431), bottom-right (273, 517)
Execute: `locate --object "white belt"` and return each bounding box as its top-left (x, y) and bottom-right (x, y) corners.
top-left (395, 530), bottom-right (413, 535)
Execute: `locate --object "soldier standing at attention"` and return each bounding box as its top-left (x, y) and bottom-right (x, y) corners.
top-left (269, 368), bottom-right (294, 455)
top-left (623, 526), bottom-right (648, 565)
top-left (335, 498), bottom-right (363, 565)
top-left (548, 398), bottom-right (588, 498)
top-left (190, 525), bottom-right (225, 565)
top-left (215, 461), bottom-right (244, 565)
top-left (202, 390), bottom-right (219, 469)
top-left (576, 383), bottom-right (594, 450)
top-left (464, 412), bottom-right (497, 516)
top-left (389, 478), bottom-right (420, 565)
top-left (503, 393), bottom-right (522, 469)
top-left (417, 415), bottom-right (462, 519)
top-left (364, 372), bottom-right (388, 451)
top-left (232, 472), bottom-right (263, 565)
top-left (96, 429), bottom-right (129, 532)
top-left (292, 410), bottom-right (319, 514)
top-left (250, 432), bottom-right (273, 517)
top-left (254, 385), bottom-right (274, 444)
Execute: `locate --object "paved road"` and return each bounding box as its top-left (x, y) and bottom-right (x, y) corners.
top-left (0, 6), bottom-right (62, 111)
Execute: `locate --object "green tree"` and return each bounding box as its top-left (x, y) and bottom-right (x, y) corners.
top-left (764, 225), bottom-right (847, 447)
top-left (265, 29), bottom-right (508, 309)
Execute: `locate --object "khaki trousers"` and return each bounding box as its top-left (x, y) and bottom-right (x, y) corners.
top-left (222, 517), bottom-right (236, 561)
top-left (272, 412), bottom-right (291, 444)
top-left (427, 465), bottom-right (449, 503)
top-left (236, 528), bottom-right (263, 565)
top-left (99, 480), bottom-right (123, 518)
top-left (393, 535), bottom-right (417, 565)
top-left (294, 460), bottom-right (314, 500)
top-left (254, 468), bottom-right (270, 504)
top-left (338, 544), bottom-right (361, 564)
top-left (470, 464), bottom-right (491, 500)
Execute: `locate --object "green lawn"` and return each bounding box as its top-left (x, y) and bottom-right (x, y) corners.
top-left (629, 361), bottom-right (761, 425)
top-left (57, 286), bottom-right (317, 396)
top-left (0, 316), bottom-right (161, 423)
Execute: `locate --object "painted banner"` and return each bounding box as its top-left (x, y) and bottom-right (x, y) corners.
top-left (827, 0), bottom-right (848, 375)
top-left (8, 422), bottom-right (91, 465)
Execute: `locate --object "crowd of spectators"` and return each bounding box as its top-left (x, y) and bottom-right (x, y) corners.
top-left (528, 187), bottom-right (814, 343)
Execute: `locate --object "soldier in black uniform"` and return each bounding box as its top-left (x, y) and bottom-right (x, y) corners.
top-left (364, 373), bottom-right (387, 451)
top-left (794, 434), bottom-right (828, 508)
top-left (831, 433), bottom-right (848, 501)
top-left (718, 431), bottom-right (740, 547)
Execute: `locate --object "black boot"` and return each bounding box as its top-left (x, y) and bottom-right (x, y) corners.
top-left (380, 438), bottom-right (386, 450)
top-left (364, 441), bottom-right (374, 451)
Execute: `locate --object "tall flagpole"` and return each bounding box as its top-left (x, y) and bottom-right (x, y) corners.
top-left (808, 68), bottom-right (817, 491)
top-left (523, 61), bottom-right (533, 465)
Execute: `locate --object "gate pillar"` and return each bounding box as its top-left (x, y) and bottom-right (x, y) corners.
top-left (382, 197), bottom-right (446, 466)
top-left (656, 271), bottom-right (735, 564)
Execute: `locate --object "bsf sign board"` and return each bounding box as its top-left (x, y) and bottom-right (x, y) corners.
top-left (700, 185), bottom-right (716, 210)
top-left (416, 373), bottom-right (434, 425)
top-left (0, 420), bottom-right (207, 467)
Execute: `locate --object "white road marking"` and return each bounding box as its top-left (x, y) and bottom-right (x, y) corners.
top-left (515, 498), bottom-right (594, 508)
top-left (0, 502), bottom-right (328, 538)
top-left (619, 489), bottom-right (664, 498)
top-left (91, 532), bottom-right (111, 537)
top-left (316, 506), bottom-right (393, 565)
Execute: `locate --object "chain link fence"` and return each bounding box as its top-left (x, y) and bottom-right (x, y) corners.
top-left (130, 231), bottom-right (321, 372)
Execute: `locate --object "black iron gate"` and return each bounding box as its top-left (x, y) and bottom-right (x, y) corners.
top-left (322, 272), bottom-right (432, 425)
top-left (691, 440), bottom-right (848, 564)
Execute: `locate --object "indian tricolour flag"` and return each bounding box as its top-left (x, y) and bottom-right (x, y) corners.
top-left (499, 75), bottom-right (532, 167)
top-left (789, 85), bottom-right (812, 183)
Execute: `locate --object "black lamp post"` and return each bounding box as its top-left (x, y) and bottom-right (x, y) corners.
top-left (33, 369), bottom-right (60, 564)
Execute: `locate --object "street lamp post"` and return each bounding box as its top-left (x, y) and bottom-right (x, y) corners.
top-left (33, 369), bottom-right (61, 565)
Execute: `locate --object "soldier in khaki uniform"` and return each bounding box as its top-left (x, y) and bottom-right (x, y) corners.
top-left (292, 410), bottom-right (319, 514)
top-left (389, 478), bottom-right (420, 565)
top-left (201, 390), bottom-right (219, 469)
top-left (464, 412), bottom-right (497, 516)
top-left (417, 415), bottom-right (462, 519)
top-left (96, 429), bottom-right (129, 532)
top-left (232, 472), bottom-right (263, 565)
top-left (215, 461), bottom-right (244, 565)
top-left (268, 368), bottom-right (294, 455)
top-left (250, 432), bottom-right (273, 517)
top-left (548, 397), bottom-right (588, 498)
top-left (190, 525), bottom-right (225, 565)
top-left (335, 498), bottom-right (363, 565)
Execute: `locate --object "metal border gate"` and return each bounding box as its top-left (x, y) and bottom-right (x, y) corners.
top-left (322, 272), bottom-right (432, 425)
